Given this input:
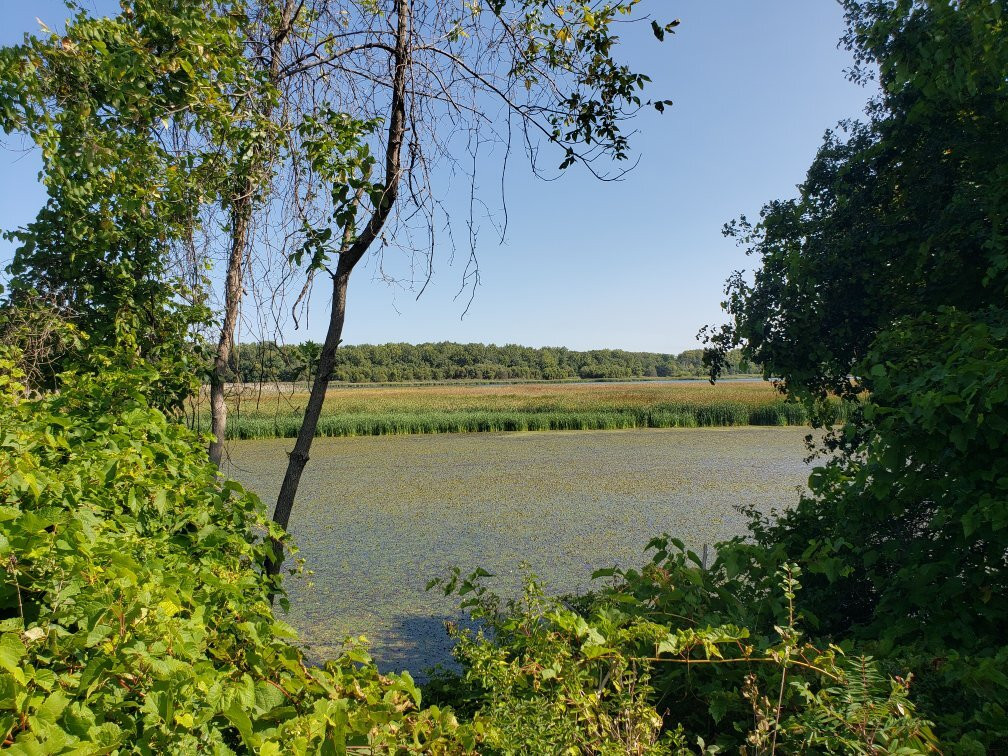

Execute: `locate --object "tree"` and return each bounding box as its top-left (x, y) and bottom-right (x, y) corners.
top-left (703, 0), bottom-right (1008, 745)
top-left (0, 0), bottom-right (330, 457)
top-left (704, 0), bottom-right (1007, 405)
top-left (206, 0), bottom-right (293, 466)
top-left (297, 340), bottom-right (322, 383)
top-left (0, 1), bottom-right (255, 405)
top-left (3, 0), bottom-right (678, 552)
top-left (266, 0), bottom-right (680, 573)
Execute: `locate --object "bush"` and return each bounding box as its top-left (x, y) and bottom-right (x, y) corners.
top-left (726, 308), bottom-right (1008, 749)
top-left (426, 557), bottom-right (938, 754)
top-left (0, 351), bottom-right (470, 752)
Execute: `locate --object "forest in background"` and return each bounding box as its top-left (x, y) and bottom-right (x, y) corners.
top-left (222, 341), bottom-right (752, 384)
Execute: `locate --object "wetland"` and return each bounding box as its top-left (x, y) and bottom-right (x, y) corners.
top-left (228, 426), bottom-right (813, 675)
top-left (198, 380), bottom-right (838, 439)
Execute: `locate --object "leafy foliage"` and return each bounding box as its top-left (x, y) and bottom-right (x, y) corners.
top-left (703, 0), bottom-right (1008, 748)
top-left (729, 307), bottom-right (1008, 748)
top-left (430, 572), bottom-right (675, 754)
top-left (703, 0), bottom-right (1008, 405)
top-left (0, 0), bottom-right (269, 400)
top-left (427, 555), bottom-right (938, 754)
top-left (0, 297), bottom-right (84, 397)
top-left (0, 350), bottom-right (471, 752)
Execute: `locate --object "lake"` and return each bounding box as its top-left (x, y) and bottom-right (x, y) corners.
top-left (227, 427), bottom-right (812, 675)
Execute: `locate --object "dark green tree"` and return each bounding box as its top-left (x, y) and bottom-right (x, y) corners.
top-left (705, 0), bottom-right (1007, 404)
top-left (704, 0), bottom-right (1008, 746)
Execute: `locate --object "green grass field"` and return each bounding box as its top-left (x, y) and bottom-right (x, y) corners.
top-left (190, 380), bottom-right (845, 440)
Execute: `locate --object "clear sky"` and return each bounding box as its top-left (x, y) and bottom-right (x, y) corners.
top-left (0, 1), bottom-right (873, 353)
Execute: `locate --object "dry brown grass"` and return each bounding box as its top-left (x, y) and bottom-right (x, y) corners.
top-left (216, 379), bottom-right (782, 416)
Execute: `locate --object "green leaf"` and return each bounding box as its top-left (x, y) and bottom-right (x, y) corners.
top-left (224, 701), bottom-right (255, 747)
top-left (37, 691), bottom-right (69, 724)
top-left (0, 634), bottom-right (26, 677)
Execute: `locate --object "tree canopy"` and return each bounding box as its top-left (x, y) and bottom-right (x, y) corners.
top-left (222, 341), bottom-right (752, 384)
top-left (704, 0), bottom-right (1008, 746)
top-left (705, 0), bottom-right (1008, 403)
top-left (0, 1), bottom-right (262, 403)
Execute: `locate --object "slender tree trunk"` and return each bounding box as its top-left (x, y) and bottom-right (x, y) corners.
top-left (268, 271), bottom-right (349, 574)
top-left (207, 0), bottom-right (297, 466)
top-left (209, 200), bottom-right (251, 466)
top-left (268, 0), bottom-right (411, 576)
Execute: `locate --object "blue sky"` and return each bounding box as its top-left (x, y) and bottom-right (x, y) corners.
top-left (0, 1), bottom-right (873, 353)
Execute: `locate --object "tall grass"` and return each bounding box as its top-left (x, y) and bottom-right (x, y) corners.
top-left (218, 397), bottom-right (850, 440)
top-left (187, 381), bottom-right (851, 440)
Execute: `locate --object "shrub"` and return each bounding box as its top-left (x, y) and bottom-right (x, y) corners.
top-left (0, 350), bottom-right (470, 752)
top-left (726, 308), bottom-right (1008, 748)
top-left (427, 558), bottom-right (938, 754)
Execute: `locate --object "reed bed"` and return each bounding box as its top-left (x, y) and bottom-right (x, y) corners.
top-left (190, 381), bottom-right (847, 440)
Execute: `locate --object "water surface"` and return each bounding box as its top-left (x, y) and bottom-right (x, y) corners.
top-left (228, 427), bottom-right (811, 674)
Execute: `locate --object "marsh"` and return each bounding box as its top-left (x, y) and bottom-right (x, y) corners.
top-left (229, 427), bottom-right (812, 675)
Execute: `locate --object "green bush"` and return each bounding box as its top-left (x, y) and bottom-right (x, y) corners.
top-left (426, 558), bottom-right (938, 754)
top-left (0, 351), bottom-right (470, 753)
top-left (727, 309), bottom-right (1008, 749)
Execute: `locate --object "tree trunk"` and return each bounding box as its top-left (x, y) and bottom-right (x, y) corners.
top-left (268, 271), bottom-right (349, 575)
top-left (268, 0), bottom-right (413, 580)
top-left (208, 199), bottom-right (250, 466)
top-left (267, 0), bottom-right (410, 577)
top-left (207, 0), bottom-right (297, 466)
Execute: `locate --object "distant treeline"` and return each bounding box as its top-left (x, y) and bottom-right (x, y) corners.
top-left (220, 342), bottom-right (754, 384)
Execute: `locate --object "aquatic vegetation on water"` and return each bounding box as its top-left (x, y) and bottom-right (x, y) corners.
top-left (228, 427), bottom-right (812, 676)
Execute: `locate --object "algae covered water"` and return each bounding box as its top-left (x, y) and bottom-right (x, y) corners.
top-left (228, 427), bottom-right (812, 675)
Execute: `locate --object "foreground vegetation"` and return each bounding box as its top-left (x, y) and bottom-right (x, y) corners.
top-left (194, 381), bottom-right (840, 440)
top-left (0, 356), bottom-right (471, 752)
top-left (2, 355), bottom-right (936, 752)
